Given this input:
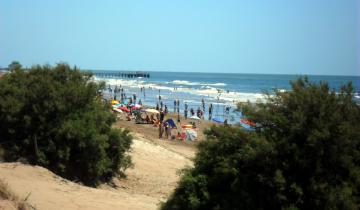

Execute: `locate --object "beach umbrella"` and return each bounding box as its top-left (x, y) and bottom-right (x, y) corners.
top-left (145, 109), bottom-right (160, 114)
top-left (113, 108), bottom-right (123, 113)
top-left (131, 106), bottom-right (141, 111)
top-left (118, 106), bottom-right (130, 113)
top-left (111, 100), bottom-right (120, 105)
top-left (189, 115), bottom-right (201, 120)
top-left (212, 117), bottom-right (225, 123)
top-left (112, 104), bottom-right (123, 109)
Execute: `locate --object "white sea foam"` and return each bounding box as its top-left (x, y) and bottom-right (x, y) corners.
top-left (94, 76), bottom-right (266, 103)
top-left (167, 80), bottom-right (226, 87)
top-left (193, 88), bottom-right (265, 103)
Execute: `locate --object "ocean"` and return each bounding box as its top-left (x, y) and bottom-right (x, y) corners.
top-left (93, 71), bottom-right (360, 124)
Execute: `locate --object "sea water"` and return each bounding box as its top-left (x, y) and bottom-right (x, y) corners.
top-left (92, 71), bottom-right (360, 124)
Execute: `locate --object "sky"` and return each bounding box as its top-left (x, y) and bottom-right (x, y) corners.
top-left (0, 0), bottom-right (359, 75)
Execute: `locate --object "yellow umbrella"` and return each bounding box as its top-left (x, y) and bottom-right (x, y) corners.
top-left (111, 100), bottom-right (120, 105)
top-left (145, 108), bottom-right (160, 114)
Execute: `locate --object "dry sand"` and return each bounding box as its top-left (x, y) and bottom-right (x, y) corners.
top-left (0, 112), bottom-right (214, 210)
top-left (0, 135), bottom-right (194, 210)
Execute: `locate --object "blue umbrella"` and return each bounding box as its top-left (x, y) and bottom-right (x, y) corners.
top-left (212, 117), bottom-right (225, 123)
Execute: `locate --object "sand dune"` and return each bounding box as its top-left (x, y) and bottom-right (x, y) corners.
top-left (0, 135), bottom-right (194, 210)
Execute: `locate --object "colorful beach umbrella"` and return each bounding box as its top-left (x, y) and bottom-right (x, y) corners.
top-left (113, 108), bottom-right (123, 113)
top-left (118, 106), bottom-right (130, 113)
top-left (145, 109), bottom-right (160, 114)
top-left (111, 100), bottom-right (120, 105)
top-left (131, 106), bottom-right (141, 111)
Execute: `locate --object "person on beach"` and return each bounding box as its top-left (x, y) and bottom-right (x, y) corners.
top-left (133, 94), bottom-right (136, 102)
top-left (159, 123), bottom-right (163, 138)
top-left (156, 103), bottom-right (159, 111)
top-left (150, 114), bottom-right (155, 124)
top-left (138, 99), bottom-right (142, 105)
top-left (164, 105), bottom-right (168, 115)
top-left (190, 108), bottom-right (194, 116)
top-left (184, 102), bottom-right (188, 119)
top-left (145, 115), bottom-right (150, 124)
top-left (174, 100), bottom-right (177, 112)
top-left (160, 111), bottom-right (165, 122)
top-left (209, 103), bottom-right (213, 120)
top-left (163, 122), bottom-right (168, 139)
top-left (176, 100), bottom-right (180, 113)
top-left (164, 122), bottom-right (172, 140)
top-left (196, 107), bottom-right (201, 118)
top-left (201, 98), bottom-right (205, 112)
top-left (160, 101), bottom-right (163, 110)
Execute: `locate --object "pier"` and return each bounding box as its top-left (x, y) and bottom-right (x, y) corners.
top-left (92, 71), bottom-right (150, 78)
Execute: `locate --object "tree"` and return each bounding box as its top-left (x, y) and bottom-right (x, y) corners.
top-left (0, 63), bottom-right (132, 186)
top-left (8, 61), bottom-right (22, 71)
top-left (162, 77), bottom-right (360, 210)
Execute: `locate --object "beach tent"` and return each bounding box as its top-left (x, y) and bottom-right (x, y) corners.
top-left (185, 129), bottom-right (197, 141)
top-left (212, 117), bottom-right (225, 123)
top-left (189, 115), bottom-right (201, 120)
top-left (145, 109), bottom-right (160, 114)
top-left (165, 119), bottom-right (177, 129)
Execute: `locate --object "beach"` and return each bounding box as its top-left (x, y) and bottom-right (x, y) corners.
top-left (95, 72), bottom-right (360, 125)
top-left (0, 110), bottom-right (214, 210)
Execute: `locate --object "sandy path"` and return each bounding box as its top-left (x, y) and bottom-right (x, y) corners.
top-left (0, 136), bottom-right (194, 210)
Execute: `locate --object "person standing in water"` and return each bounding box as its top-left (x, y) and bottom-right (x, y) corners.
top-left (176, 100), bottom-right (180, 113)
top-left (174, 100), bottom-right (177, 112)
top-left (201, 98), bottom-right (205, 112)
top-left (164, 105), bottom-right (168, 115)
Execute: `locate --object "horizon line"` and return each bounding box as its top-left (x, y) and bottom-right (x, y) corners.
top-left (84, 69), bottom-right (360, 77)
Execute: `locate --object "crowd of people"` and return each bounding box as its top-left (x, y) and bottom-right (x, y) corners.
top-left (104, 84), bottom-right (236, 140)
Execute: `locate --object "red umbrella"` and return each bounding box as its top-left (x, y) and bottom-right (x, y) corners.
top-left (118, 106), bottom-right (130, 113)
top-left (131, 106), bottom-right (141, 111)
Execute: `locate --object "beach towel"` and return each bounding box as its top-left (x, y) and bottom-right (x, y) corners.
top-left (185, 129), bottom-right (197, 141)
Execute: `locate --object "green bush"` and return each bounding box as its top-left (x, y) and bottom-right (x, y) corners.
top-left (162, 78), bottom-right (360, 210)
top-left (0, 63), bottom-right (132, 186)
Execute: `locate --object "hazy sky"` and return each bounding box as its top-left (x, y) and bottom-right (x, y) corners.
top-left (1, 0), bottom-right (359, 75)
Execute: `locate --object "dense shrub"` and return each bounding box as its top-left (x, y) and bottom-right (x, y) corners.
top-left (162, 78), bottom-right (360, 210)
top-left (0, 63), bottom-right (132, 186)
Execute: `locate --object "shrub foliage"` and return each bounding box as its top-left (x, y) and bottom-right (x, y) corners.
top-left (0, 63), bottom-right (132, 186)
top-left (162, 78), bottom-right (360, 210)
